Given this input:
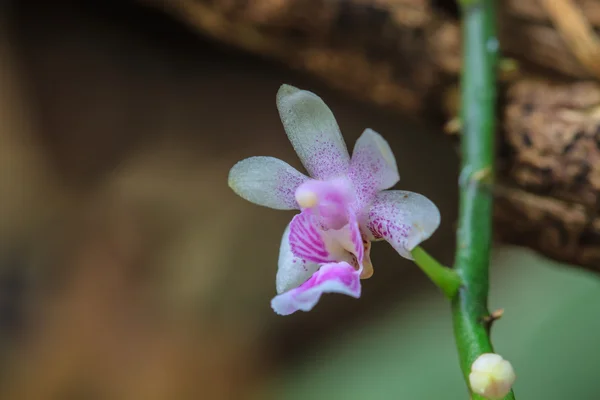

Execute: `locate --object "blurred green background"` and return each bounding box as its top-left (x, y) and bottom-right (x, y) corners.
top-left (271, 247), bottom-right (600, 399)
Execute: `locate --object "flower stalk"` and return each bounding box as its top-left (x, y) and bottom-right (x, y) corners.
top-left (451, 1), bottom-right (515, 399)
top-left (411, 246), bottom-right (461, 299)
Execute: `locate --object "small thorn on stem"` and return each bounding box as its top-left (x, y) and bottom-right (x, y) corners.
top-left (483, 308), bottom-right (504, 322)
top-left (444, 117), bottom-right (462, 135)
top-left (483, 308), bottom-right (504, 331)
top-left (472, 167), bottom-right (493, 183)
top-left (460, 166), bottom-right (494, 193)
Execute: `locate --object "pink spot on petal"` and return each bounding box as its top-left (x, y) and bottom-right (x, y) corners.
top-left (367, 195), bottom-right (413, 253)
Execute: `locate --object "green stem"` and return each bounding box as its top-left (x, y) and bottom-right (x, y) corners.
top-left (453, 1), bottom-right (515, 399)
top-left (411, 246), bottom-right (461, 299)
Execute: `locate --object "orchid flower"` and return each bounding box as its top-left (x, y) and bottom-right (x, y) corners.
top-left (228, 85), bottom-right (441, 315)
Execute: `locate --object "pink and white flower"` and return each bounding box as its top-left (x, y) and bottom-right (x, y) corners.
top-left (228, 85), bottom-right (440, 315)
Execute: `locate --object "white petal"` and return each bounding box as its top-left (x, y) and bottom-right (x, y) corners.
top-left (276, 84), bottom-right (350, 180)
top-left (349, 128), bottom-right (400, 208)
top-left (276, 224), bottom-right (320, 294)
top-left (366, 190), bottom-right (441, 259)
top-left (228, 156), bottom-right (308, 210)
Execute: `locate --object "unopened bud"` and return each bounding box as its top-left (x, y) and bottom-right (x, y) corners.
top-left (469, 353), bottom-right (516, 399)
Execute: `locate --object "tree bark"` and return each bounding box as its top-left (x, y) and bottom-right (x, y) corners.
top-left (144, 0), bottom-right (600, 271)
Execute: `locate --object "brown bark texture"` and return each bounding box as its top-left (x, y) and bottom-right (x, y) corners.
top-left (144, 0), bottom-right (600, 271)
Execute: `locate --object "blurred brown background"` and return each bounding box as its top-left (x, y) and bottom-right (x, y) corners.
top-left (5, 1), bottom-right (600, 399)
top-left (0, 2), bottom-right (460, 399)
top-left (143, 0), bottom-right (600, 272)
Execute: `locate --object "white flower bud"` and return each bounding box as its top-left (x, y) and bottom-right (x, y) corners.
top-left (469, 353), bottom-right (516, 399)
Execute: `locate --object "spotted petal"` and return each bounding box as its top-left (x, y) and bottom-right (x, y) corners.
top-left (349, 128), bottom-right (400, 209)
top-left (276, 85), bottom-right (350, 180)
top-left (228, 156), bottom-right (309, 210)
top-left (276, 224), bottom-right (320, 294)
top-left (366, 190), bottom-right (440, 259)
top-left (271, 262), bottom-right (361, 316)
